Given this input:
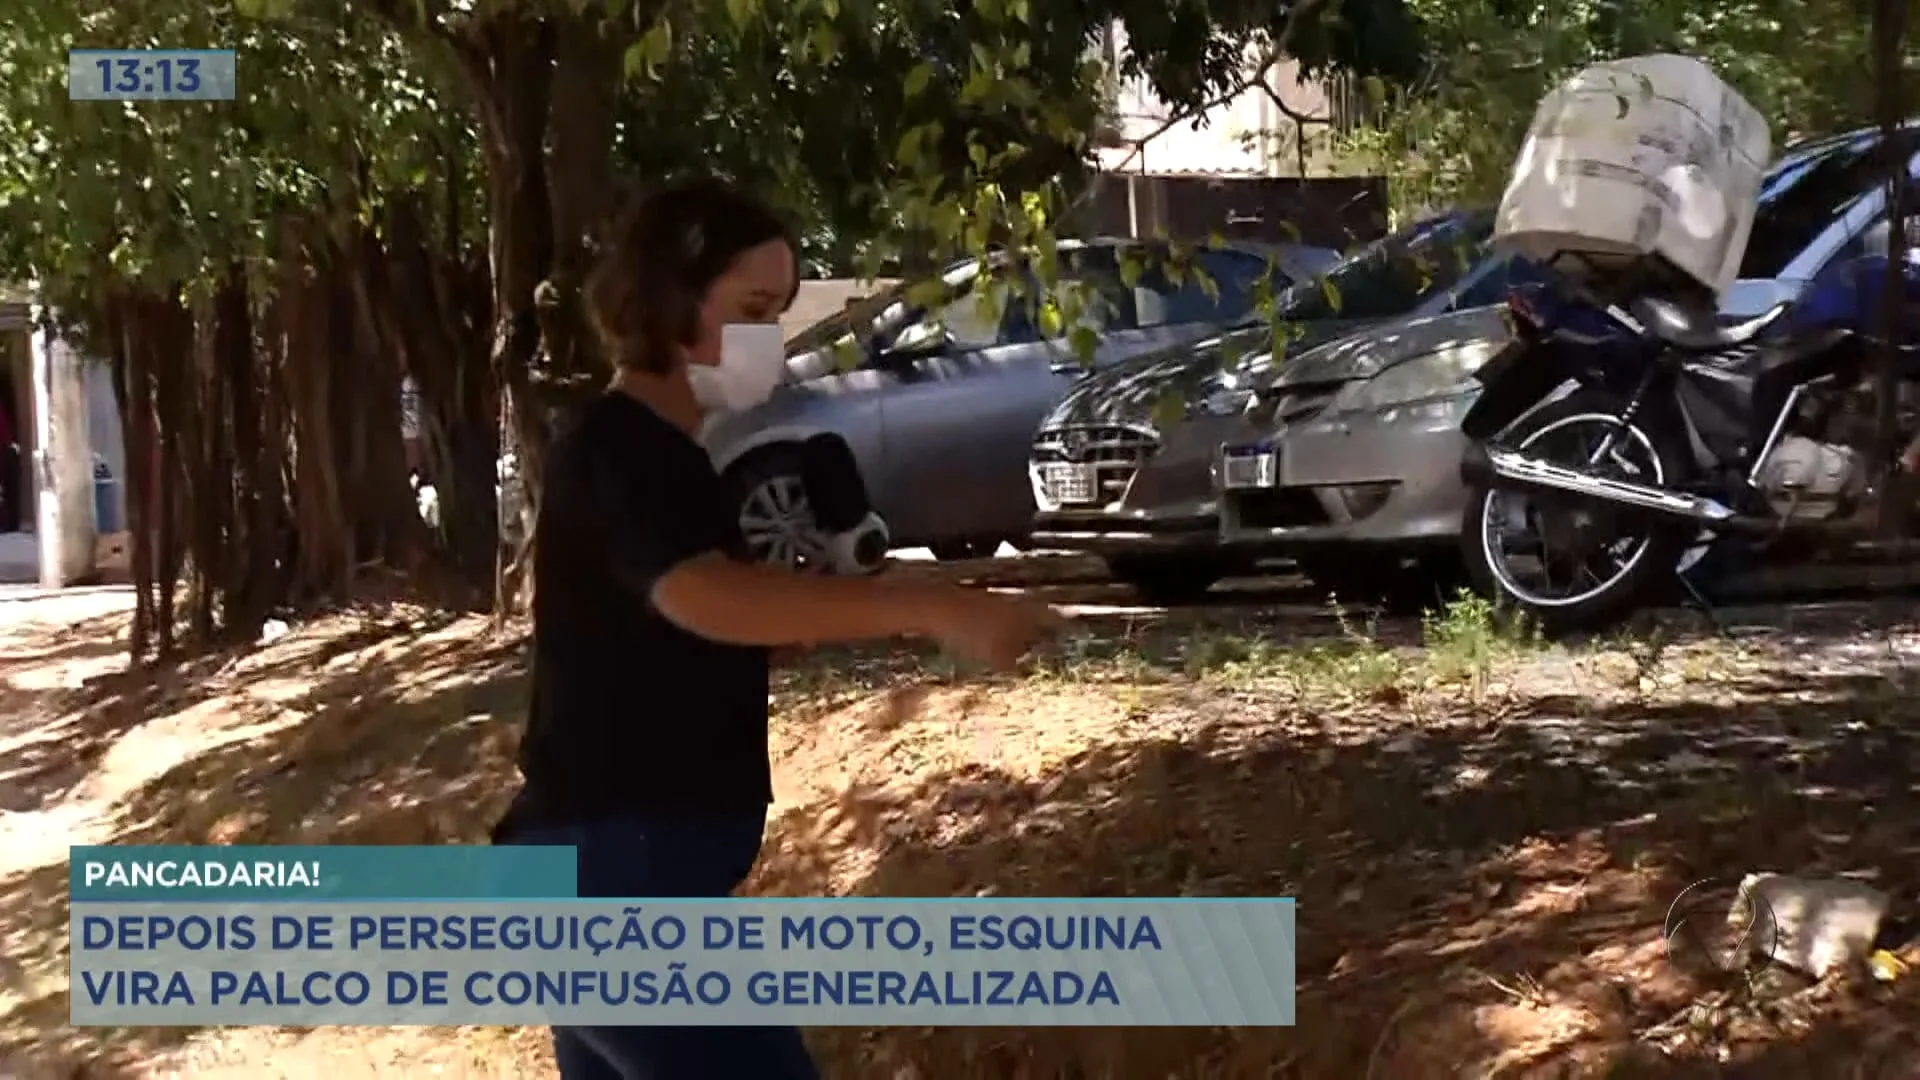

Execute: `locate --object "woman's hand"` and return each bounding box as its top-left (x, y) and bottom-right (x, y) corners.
top-left (920, 588), bottom-right (1065, 671)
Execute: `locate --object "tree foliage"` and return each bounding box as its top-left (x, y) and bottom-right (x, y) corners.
top-left (0, 0), bottom-right (1423, 651)
top-left (1338, 0), bottom-right (1916, 214)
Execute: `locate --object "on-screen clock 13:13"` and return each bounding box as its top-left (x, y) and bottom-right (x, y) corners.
top-left (68, 49), bottom-right (237, 102)
top-left (98, 56), bottom-right (201, 95)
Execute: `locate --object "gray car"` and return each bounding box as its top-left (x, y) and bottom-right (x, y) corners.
top-left (702, 238), bottom-right (1338, 566)
top-left (1027, 212), bottom-right (1495, 600)
top-left (1220, 126), bottom-right (1920, 601)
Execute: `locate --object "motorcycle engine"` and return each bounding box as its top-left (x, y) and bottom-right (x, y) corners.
top-left (1752, 383), bottom-right (1916, 520)
top-left (1754, 435), bottom-right (1862, 520)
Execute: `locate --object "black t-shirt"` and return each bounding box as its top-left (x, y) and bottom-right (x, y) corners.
top-left (502, 392), bottom-right (771, 831)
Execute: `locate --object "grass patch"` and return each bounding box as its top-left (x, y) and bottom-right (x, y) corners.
top-left (1422, 590), bottom-right (1543, 692)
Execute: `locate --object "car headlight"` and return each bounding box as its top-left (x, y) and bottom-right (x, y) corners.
top-left (1329, 339), bottom-right (1501, 413)
top-left (1191, 355), bottom-right (1279, 418)
top-left (1196, 387), bottom-right (1254, 417)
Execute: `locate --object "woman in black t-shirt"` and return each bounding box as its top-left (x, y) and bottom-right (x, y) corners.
top-left (494, 181), bottom-right (1060, 1080)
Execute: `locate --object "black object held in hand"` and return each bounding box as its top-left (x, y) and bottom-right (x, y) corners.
top-left (799, 434), bottom-right (872, 534)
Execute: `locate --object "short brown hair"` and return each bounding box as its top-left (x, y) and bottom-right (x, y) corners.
top-left (586, 180), bottom-right (797, 374)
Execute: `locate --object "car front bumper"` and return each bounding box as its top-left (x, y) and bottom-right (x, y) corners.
top-left (1220, 391), bottom-right (1476, 551)
top-left (1031, 503), bottom-right (1222, 556)
top-left (1030, 413), bottom-right (1257, 559)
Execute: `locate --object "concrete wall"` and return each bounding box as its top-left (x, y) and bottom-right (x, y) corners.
top-left (31, 319), bottom-right (97, 585)
top-left (784, 279), bottom-right (899, 343)
top-left (0, 309), bottom-right (124, 586)
top-left (1095, 28), bottom-right (1344, 178)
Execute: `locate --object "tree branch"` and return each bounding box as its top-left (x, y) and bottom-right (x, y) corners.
top-left (1100, 46), bottom-right (1290, 176)
top-left (1074, 0), bottom-right (1336, 210)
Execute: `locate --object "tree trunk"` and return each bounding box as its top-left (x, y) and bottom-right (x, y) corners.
top-left (346, 212), bottom-right (496, 603)
top-left (542, 13), bottom-right (621, 384)
top-left (1871, 0), bottom-right (1911, 476)
top-left (212, 266), bottom-right (275, 641)
top-left (138, 289), bottom-right (194, 657)
top-left (465, 13), bottom-right (559, 618)
top-left (104, 290), bottom-right (157, 663)
top-left (280, 226), bottom-right (355, 604)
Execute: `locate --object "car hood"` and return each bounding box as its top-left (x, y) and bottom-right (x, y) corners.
top-left (1040, 320), bottom-right (1361, 430)
top-left (1266, 305), bottom-right (1511, 390)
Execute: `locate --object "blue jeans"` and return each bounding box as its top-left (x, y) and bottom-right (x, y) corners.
top-left (498, 810), bottom-right (821, 1080)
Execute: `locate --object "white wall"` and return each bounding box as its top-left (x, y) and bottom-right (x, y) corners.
top-left (1095, 27), bottom-right (1336, 177)
top-left (31, 320), bottom-right (95, 585)
top-left (84, 359), bottom-right (125, 518)
top-left (13, 313), bottom-right (126, 585)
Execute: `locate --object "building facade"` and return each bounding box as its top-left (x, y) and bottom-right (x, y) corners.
top-left (0, 294), bottom-right (125, 586)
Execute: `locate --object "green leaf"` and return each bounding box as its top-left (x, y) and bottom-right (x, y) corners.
top-left (894, 125), bottom-right (921, 168)
top-left (812, 23), bottom-right (839, 62)
top-left (628, 20), bottom-right (674, 81)
top-left (831, 339), bottom-right (862, 372)
top-left (903, 63), bottom-right (933, 99)
top-left (1068, 324), bottom-right (1099, 364)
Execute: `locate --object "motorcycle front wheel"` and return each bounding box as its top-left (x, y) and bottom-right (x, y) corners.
top-left (1461, 389), bottom-right (1696, 634)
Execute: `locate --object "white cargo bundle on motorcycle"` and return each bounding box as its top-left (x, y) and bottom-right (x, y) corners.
top-left (1493, 53), bottom-right (1771, 305)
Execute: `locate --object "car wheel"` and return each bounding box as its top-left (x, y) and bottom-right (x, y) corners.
top-left (1105, 555), bottom-right (1224, 605)
top-left (723, 446), bottom-right (824, 570)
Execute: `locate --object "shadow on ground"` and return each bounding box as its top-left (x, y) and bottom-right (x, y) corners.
top-left (754, 663), bottom-right (1920, 1077)
top-left (3, 599), bottom-right (1920, 1076)
top-left (0, 610), bottom-right (526, 1076)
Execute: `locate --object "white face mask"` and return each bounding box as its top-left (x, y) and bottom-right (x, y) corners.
top-left (688, 323), bottom-right (788, 414)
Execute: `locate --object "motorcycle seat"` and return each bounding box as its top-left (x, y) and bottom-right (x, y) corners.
top-left (1634, 296), bottom-right (1791, 352)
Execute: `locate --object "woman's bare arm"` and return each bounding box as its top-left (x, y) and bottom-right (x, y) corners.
top-left (651, 552), bottom-right (952, 647)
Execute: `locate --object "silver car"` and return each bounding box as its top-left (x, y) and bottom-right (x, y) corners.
top-left (1220, 126), bottom-right (1920, 601)
top-left (1027, 212), bottom-right (1495, 601)
top-left (703, 239), bottom-right (1338, 565)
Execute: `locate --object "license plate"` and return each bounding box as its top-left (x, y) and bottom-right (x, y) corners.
top-left (1041, 463), bottom-right (1099, 504)
top-left (1220, 449), bottom-right (1277, 490)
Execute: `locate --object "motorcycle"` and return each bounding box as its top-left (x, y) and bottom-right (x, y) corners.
top-left (1458, 239), bottom-right (1920, 632)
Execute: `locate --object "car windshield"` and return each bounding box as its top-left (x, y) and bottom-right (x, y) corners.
top-left (1265, 212), bottom-right (1495, 322)
top-left (1739, 128), bottom-right (1902, 278)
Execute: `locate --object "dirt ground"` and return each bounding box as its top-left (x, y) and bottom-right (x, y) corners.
top-left (4, 565), bottom-right (1920, 1078)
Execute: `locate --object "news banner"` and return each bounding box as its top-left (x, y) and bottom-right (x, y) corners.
top-left (71, 847), bottom-right (1296, 1027)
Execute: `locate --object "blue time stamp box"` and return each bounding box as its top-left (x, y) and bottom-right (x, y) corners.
top-left (70, 49), bottom-right (237, 102)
